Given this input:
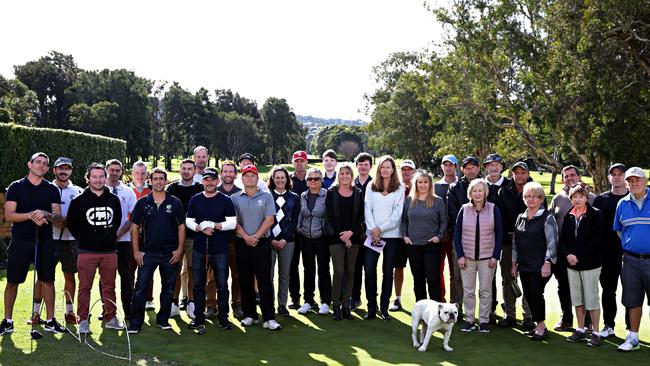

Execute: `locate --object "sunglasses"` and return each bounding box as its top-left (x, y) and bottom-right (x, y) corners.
top-left (307, 177), bottom-right (321, 182)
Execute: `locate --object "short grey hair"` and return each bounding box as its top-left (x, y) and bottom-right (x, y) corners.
top-left (193, 145), bottom-right (208, 155)
top-left (306, 167), bottom-right (322, 178)
top-left (132, 161), bottom-right (147, 170)
top-left (522, 182), bottom-right (545, 200)
top-left (466, 178), bottom-right (489, 202)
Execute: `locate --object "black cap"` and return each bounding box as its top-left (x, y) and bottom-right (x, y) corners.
top-left (202, 167), bottom-right (219, 179)
top-left (461, 156), bottom-right (479, 167)
top-left (483, 153), bottom-right (504, 166)
top-left (238, 153), bottom-right (256, 164)
top-left (608, 163), bottom-right (626, 175)
top-left (511, 161), bottom-right (529, 171)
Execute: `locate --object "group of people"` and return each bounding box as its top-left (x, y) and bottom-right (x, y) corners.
top-left (1, 148), bottom-right (648, 353)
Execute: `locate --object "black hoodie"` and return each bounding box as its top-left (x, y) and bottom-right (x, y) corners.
top-left (67, 186), bottom-right (122, 253)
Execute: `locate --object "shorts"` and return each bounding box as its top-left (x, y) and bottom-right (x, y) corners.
top-left (621, 253), bottom-right (650, 308)
top-left (567, 267), bottom-right (601, 310)
top-left (6, 237), bottom-right (57, 284)
top-left (393, 239), bottom-right (409, 268)
top-left (56, 240), bottom-right (78, 274)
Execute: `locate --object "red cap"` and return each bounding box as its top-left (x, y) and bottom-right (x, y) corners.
top-left (292, 151), bottom-right (308, 162)
top-left (241, 164), bottom-right (258, 175)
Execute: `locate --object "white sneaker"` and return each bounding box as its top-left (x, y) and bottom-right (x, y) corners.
top-left (600, 326), bottom-right (615, 338)
top-left (617, 335), bottom-right (640, 352)
top-left (170, 303), bottom-right (180, 317)
top-left (240, 317), bottom-right (259, 326)
top-left (187, 302), bottom-right (195, 320)
top-left (318, 303), bottom-right (330, 315)
top-left (298, 303), bottom-right (312, 314)
top-left (263, 319), bottom-right (281, 330)
top-left (78, 319), bottom-right (90, 335)
top-left (104, 317), bottom-right (125, 330)
top-left (145, 301), bottom-right (155, 310)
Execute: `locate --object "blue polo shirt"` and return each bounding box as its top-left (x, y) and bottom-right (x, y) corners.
top-left (187, 192), bottom-right (236, 254)
top-left (5, 177), bottom-right (61, 241)
top-left (131, 193), bottom-right (185, 254)
top-left (614, 188), bottom-right (650, 254)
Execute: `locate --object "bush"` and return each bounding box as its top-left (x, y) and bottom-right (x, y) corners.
top-left (0, 123), bottom-right (126, 190)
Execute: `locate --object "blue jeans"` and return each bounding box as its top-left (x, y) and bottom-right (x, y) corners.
top-left (192, 251), bottom-right (229, 324)
top-left (130, 252), bottom-right (178, 329)
top-left (364, 238), bottom-right (399, 311)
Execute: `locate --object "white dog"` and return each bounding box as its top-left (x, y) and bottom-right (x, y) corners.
top-left (411, 300), bottom-right (458, 352)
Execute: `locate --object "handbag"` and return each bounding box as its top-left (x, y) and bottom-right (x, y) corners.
top-left (511, 280), bottom-right (523, 298)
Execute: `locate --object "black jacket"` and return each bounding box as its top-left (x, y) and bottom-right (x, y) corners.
top-left (446, 176), bottom-right (472, 229)
top-left (558, 204), bottom-right (604, 271)
top-left (496, 177), bottom-right (547, 237)
top-left (67, 187), bottom-right (122, 253)
top-left (326, 186), bottom-right (363, 244)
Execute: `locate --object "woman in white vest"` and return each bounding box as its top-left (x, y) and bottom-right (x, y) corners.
top-left (453, 178), bottom-right (503, 333)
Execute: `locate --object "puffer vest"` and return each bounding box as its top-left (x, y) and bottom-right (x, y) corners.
top-left (461, 201), bottom-right (496, 260)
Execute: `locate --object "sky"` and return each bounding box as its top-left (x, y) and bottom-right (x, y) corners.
top-left (1, 0), bottom-right (443, 121)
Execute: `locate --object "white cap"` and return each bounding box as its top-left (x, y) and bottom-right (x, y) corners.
top-left (625, 167), bottom-right (647, 180)
top-left (400, 159), bottom-right (416, 169)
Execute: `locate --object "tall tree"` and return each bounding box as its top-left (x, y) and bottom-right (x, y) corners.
top-left (0, 76), bottom-right (39, 125)
top-left (261, 97), bottom-right (306, 164)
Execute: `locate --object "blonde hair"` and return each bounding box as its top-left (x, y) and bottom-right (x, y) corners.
top-left (467, 178), bottom-right (489, 204)
top-left (522, 181), bottom-right (545, 200)
top-left (336, 163), bottom-right (355, 189)
top-left (409, 171), bottom-right (436, 208)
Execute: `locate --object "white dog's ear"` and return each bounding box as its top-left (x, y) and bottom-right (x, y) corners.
top-left (438, 304), bottom-right (443, 312)
top-left (454, 303), bottom-right (459, 310)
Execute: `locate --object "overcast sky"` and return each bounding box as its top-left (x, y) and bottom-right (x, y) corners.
top-left (1, 0), bottom-right (442, 121)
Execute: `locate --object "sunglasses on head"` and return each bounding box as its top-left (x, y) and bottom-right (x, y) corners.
top-left (307, 177), bottom-right (321, 182)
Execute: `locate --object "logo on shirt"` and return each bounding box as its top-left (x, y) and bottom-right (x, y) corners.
top-left (85, 207), bottom-right (114, 227)
top-left (166, 204), bottom-right (172, 213)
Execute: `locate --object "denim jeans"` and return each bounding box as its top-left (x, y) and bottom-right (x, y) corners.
top-left (192, 251), bottom-right (229, 324)
top-left (129, 252), bottom-right (178, 329)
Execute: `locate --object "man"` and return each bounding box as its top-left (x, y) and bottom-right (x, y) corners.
top-left (167, 158), bottom-right (203, 318)
top-left (192, 146), bottom-right (209, 183)
top-left (495, 161), bottom-right (536, 329)
top-left (613, 167), bottom-right (650, 352)
top-left (483, 153), bottom-right (510, 324)
top-left (1, 153), bottom-right (65, 335)
top-left (289, 150), bottom-right (309, 309)
top-left (67, 163), bottom-right (124, 334)
top-left (186, 167), bottom-right (237, 331)
top-left (231, 165), bottom-right (280, 330)
top-left (388, 159), bottom-right (416, 312)
top-left (446, 156), bottom-right (481, 313)
top-left (549, 165), bottom-right (596, 331)
top-left (217, 160), bottom-right (244, 318)
top-left (128, 168), bottom-right (185, 334)
top-left (105, 159), bottom-right (138, 319)
top-left (351, 152), bottom-right (373, 310)
top-left (321, 149), bottom-right (338, 189)
top-left (593, 163), bottom-right (629, 338)
top-left (48, 157), bottom-right (83, 324)
top-left (434, 154), bottom-right (458, 304)
top-left (234, 153), bottom-right (268, 192)
top-left (129, 161), bottom-right (155, 311)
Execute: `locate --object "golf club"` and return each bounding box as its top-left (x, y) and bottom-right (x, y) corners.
top-left (30, 227), bottom-right (43, 341)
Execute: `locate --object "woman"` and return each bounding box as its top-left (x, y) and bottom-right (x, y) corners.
top-left (559, 183), bottom-right (604, 347)
top-left (296, 168), bottom-right (332, 315)
top-left (453, 179), bottom-right (502, 333)
top-left (268, 166), bottom-right (300, 316)
top-left (326, 164), bottom-right (363, 320)
top-left (402, 170), bottom-right (448, 302)
top-left (364, 155), bottom-right (405, 321)
top-left (512, 181), bottom-right (558, 341)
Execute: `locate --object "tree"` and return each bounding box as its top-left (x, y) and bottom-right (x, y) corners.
top-left (261, 97), bottom-right (306, 164)
top-left (0, 76), bottom-right (38, 125)
top-left (309, 124), bottom-right (366, 160)
top-left (160, 82), bottom-right (193, 170)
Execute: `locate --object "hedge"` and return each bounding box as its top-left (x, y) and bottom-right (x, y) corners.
top-left (0, 123), bottom-right (126, 191)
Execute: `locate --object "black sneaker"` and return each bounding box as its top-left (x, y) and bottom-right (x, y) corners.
top-left (388, 299), bottom-right (402, 312)
top-left (1, 319), bottom-right (15, 335)
top-left (522, 318), bottom-right (536, 331)
top-left (44, 318), bottom-right (67, 334)
top-left (179, 297), bottom-right (188, 311)
top-left (566, 330), bottom-right (587, 343)
top-left (187, 321), bottom-right (205, 330)
top-left (218, 319), bottom-right (233, 330)
top-left (127, 326), bottom-right (140, 334)
top-left (498, 317), bottom-right (517, 328)
top-left (288, 302), bottom-right (300, 310)
top-left (479, 323), bottom-right (490, 333)
top-left (350, 299), bottom-right (361, 311)
top-left (488, 312), bottom-right (497, 325)
top-left (460, 321), bottom-right (475, 332)
top-left (278, 306), bottom-right (290, 316)
top-left (156, 322), bottom-right (172, 330)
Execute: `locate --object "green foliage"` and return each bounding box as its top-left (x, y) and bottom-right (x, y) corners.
top-left (0, 76), bottom-right (38, 125)
top-left (261, 97), bottom-right (307, 164)
top-left (309, 124), bottom-right (366, 160)
top-left (0, 123), bottom-right (126, 190)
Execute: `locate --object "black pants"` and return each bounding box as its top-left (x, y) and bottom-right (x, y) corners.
top-left (130, 253), bottom-right (178, 329)
top-left (551, 261), bottom-right (573, 323)
top-left (364, 238), bottom-right (399, 311)
top-left (408, 243), bottom-right (442, 302)
top-left (600, 255), bottom-right (630, 329)
top-left (520, 271), bottom-right (551, 323)
top-left (117, 241), bottom-right (134, 316)
top-left (235, 237), bottom-right (274, 321)
top-left (300, 235), bottom-right (331, 305)
top-left (351, 241), bottom-right (366, 301)
top-left (289, 235), bottom-right (301, 304)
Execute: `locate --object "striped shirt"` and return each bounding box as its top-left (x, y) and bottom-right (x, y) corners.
top-left (614, 188), bottom-right (650, 254)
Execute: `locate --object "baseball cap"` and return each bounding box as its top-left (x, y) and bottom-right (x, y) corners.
top-left (30, 152), bottom-right (49, 163)
top-left (483, 153), bottom-right (504, 166)
top-left (400, 159), bottom-right (416, 170)
top-left (238, 153), bottom-right (256, 163)
top-left (511, 161), bottom-right (529, 171)
top-left (608, 163), bottom-right (626, 175)
top-left (461, 156), bottom-right (479, 167)
top-left (241, 165), bottom-right (259, 175)
top-left (202, 167), bottom-right (219, 179)
top-left (292, 151), bottom-right (308, 162)
top-left (441, 154), bottom-right (458, 165)
top-left (54, 157), bottom-right (73, 168)
top-left (624, 167), bottom-right (647, 180)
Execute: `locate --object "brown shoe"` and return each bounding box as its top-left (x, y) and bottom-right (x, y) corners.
top-left (553, 321), bottom-right (573, 332)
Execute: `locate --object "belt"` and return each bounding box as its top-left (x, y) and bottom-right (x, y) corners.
top-left (624, 250), bottom-right (650, 259)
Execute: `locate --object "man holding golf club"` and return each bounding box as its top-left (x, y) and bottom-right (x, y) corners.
top-left (2, 152), bottom-right (65, 337)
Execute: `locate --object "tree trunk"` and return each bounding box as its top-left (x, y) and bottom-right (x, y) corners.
top-left (588, 155), bottom-right (609, 194)
top-left (550, 172), bottom-right (557, 195)
top-left (165, 154), bottom-right (172, 171)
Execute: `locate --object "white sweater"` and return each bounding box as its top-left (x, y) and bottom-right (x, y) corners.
top-left (364, 184), bottom-right (405, 238)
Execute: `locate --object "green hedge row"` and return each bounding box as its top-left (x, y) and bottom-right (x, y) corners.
top-left (0, 123), bottom-right (126, 191)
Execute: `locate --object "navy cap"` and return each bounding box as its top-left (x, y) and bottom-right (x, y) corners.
top-left (511, 161), bottom-right (529, 171)
top-left (238, 153), bottom-right (256, 163)
top-left (461, 156), bottom-right (479, 167)
top-left (608, 163), bottom-right (626, 175)
top-left (202, 167), bottom-right (219, 179)
top-left (483, 153), bottom-right (504, 166)
top-left (54, 157), bottom-right (73, 168)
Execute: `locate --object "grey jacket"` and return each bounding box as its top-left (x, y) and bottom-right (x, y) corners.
top-left (297, 188), bottom-right (330, 238)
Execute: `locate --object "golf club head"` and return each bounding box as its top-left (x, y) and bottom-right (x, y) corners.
top-left (30, 329), bottom-right (43, 340)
